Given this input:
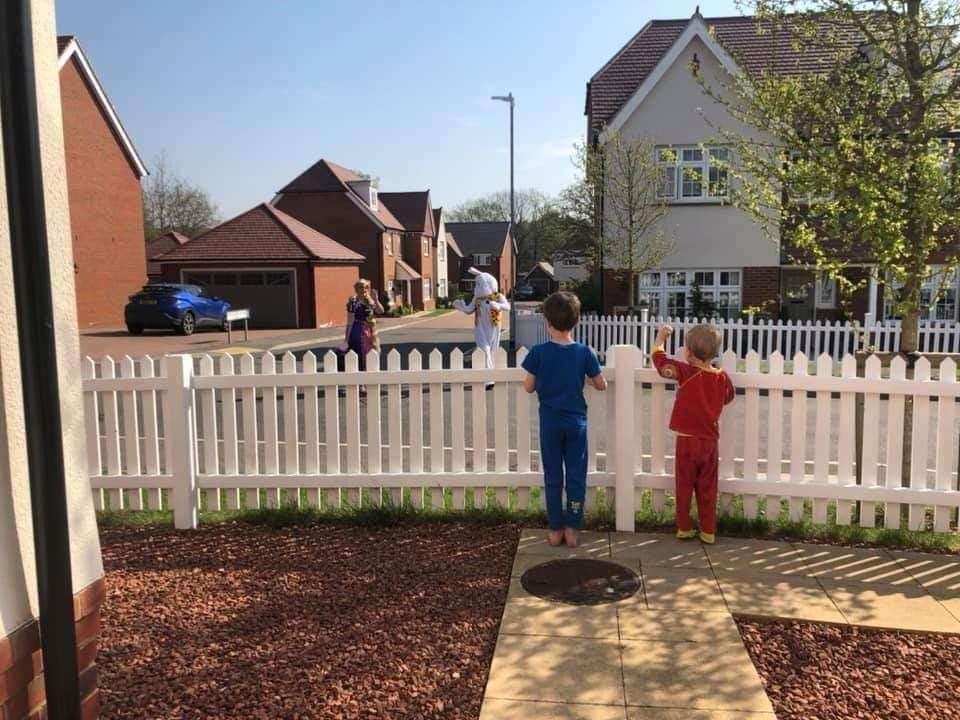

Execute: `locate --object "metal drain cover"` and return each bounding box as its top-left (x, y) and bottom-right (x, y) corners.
top-left (520, 558), bottom-right (641, 605)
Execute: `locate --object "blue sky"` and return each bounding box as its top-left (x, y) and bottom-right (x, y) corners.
top-left (55, 0), bottom-right (740, 219)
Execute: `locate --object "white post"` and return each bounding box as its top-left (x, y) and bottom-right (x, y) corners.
top-left (613, 344), bottom-right (638, 532)
top-left (164, 354), bottom-right (198, 529)
top-left (867, 269), bottom-right (878, 321)
top-left (863, 311), bottom-right (875, 352)
top-left (639, 307), bottom-right (650, 367)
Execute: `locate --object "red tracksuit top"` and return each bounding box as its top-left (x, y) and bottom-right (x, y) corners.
top-left (652, 350), bottom-right (735, 440)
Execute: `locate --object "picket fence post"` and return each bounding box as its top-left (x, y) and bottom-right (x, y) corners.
top-left (164, 353), bottom-right (198, 529)
top-left (613, 344), bottom-right (638, 531)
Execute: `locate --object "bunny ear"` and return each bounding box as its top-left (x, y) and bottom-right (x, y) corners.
top-left (467, 267), bottom-right (481, 276)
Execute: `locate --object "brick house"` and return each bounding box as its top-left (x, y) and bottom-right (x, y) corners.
top-left (585, 11), bottom-right (886, 321)
top-left (151, 203), bottom-right (362, 328)
top-left (379, 191), bottom-right (436, 310)
top-left (58, 36), bottom-right (148, 327)
top-left (146, 230), bottom-right (188, 276)
top-left (446, 221), bottom-right (515, 296)
top-left (273, 159), bottom-right (438, 311)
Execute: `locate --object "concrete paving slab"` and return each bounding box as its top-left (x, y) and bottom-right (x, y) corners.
top-left (640, 567), bottom-right (728, 612)
top-left (517, 529), bottom-right (610, 558)
top-left (500, 592), bottom-right (620, 639)
top-left (715, 571), bottom-right (846, 624)
top-left (704, 538), bottom-right (813, 576)
top-left (889, 550), bottom-right (960, 597)
top-left (480, 699), bottom-right (626, 720)
top-left (485, 635), bottom-right (625, 706)
top-left (821, 580), bottom-right (960, 633)
top-left (610, 532), bottom-right (711, 569)
top-left (617, 607), bottom-right (743, 644)
top-left (621, 640), bottom-right (774, 712)
top-left (797, 544), bottom-right (920, 586)
top-left (627, 711), bottom-right (775, 720)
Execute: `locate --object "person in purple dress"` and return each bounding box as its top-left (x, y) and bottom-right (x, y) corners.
top-left (344, 279), bottom-right (383, 370)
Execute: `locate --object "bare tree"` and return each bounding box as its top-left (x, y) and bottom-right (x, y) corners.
top-left (573, 131), bottom-right (674, 307)
top-left (143, 151), bottom-right (220, 241)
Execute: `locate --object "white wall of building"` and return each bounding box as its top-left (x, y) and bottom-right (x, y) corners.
top-left (434, 211), bottom-right (448, 297)
top-left (0, 0), bottom-right (103, 637)
top-left (606, 34), bottom-right (780, 271)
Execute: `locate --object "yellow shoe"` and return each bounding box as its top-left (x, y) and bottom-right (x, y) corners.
top-left (698, 531), bottom-right (716, 545)
top-left (676, 529), bottom-right (697, 540)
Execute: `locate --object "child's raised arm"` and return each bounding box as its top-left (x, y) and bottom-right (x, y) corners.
top-left (653, 324), bottom-right (673, 354)
top-left (590, 373), bottom-right (608, 391)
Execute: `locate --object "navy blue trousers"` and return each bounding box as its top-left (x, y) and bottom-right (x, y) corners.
top-left (539, 412), bottom-right (588, 530)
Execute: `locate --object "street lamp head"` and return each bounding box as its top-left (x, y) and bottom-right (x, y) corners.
top-left (491, 94), bottom-right (513, 103)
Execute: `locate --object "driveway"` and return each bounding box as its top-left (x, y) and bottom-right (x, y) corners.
top-left (78, 309), bottom-right (494, 361)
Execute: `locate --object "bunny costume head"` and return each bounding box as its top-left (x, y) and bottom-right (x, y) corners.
top-left (470, 268), bottom-right (499, 298)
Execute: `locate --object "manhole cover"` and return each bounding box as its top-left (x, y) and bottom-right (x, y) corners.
top-left (520, 558), bottom-right (641, 605)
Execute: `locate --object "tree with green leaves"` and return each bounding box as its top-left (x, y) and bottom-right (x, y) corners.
top-left (699, 0), bottom-right (960, 353)
top-left (565, 132), bottom-right (674, 308)
top-left (143, 152), bottom-right (220, 242)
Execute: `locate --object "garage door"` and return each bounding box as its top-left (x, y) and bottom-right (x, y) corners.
top-left (183, 270), bottom-right (297, 328)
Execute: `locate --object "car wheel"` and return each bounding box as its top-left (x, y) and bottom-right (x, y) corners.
top-left (127, 324), bottom-right (143, 336)
top-left (178, 311), bottom-right (196, 336)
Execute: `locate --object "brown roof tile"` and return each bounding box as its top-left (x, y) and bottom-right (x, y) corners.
top-left (379, 191), bottom-right (434, 234)
top-left (586, 14), bottom-right (863, 131)
top-left (146, 231), bottom-right (190, 260)
top-left (154, 203), bottom-right (364, 264)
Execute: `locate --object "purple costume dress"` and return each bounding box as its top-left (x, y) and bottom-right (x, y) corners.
top-left (346, 296), bottom-right (378, 369)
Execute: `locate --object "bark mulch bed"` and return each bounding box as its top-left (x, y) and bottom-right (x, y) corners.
top-left (738, 618), bottom-right (960, 720)
top-left (97, 521), bottom-right (520, 719)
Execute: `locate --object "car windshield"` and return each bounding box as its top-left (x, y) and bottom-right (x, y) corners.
top-left (141, 284), bottom-right (201, 296)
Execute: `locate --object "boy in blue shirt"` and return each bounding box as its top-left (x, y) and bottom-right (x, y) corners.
top-left (522, 292), bottom-right (607, 547)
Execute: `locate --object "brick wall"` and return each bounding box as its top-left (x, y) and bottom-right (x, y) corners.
top-left (742, 266), bottom-right (781, 317)
top-left (601, 269), bottom-right (632, 314)
top-left (401, 233), bottom-right (434, 310)
top-left (60, 58), bottom-right (146, 327)
top-left (0, 578), bottom-right (105, 720)
top-left (313, 264), bottom-right (360, 326)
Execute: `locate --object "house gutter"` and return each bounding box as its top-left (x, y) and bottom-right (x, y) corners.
top-left (0, 3), bottom-right (82, 718)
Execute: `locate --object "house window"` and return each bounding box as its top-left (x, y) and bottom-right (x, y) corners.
top-left (636, 268), bottom-right (742, 319)
top-left (815, 273), bottom-right (837, 309)
top-left (884, 267), bottom-right (959, 321)
top-left (393, 236), bottom-right (400, 255)
top-left (474, 253), bottom-right (492, 266)
top-left (423, 236), bottom-right (430, 256)
top-left (655, 145), bottom-right (730, 202)
top-left (384, 235), bottom-right (392, 256)
top-left (423, 279), bottom-right (432, 300)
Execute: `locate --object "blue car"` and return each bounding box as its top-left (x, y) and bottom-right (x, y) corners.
top-left (124, 284), bottom-right (231, 336)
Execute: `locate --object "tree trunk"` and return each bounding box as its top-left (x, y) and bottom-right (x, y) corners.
top-left (627, 271), bottom-right (637, 308)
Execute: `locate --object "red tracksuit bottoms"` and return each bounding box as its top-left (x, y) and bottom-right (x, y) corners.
top-left (675, 435), bottom-right (719, 535)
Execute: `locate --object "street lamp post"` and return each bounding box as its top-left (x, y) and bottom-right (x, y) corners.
top-left (491, 92), bottom-right (516, 351)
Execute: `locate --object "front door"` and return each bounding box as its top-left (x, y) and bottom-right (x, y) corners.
top-left (781, 270), bottom-right (814, 322)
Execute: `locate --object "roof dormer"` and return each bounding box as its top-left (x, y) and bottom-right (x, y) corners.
top-left (347, 177), bottom-right (379, 210)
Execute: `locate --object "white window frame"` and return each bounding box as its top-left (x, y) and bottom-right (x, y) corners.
top-left (422, 236), bottom-right (430, 256)
top-left (423, 278), bottom-right (432, 300)
top-left (656, 145), bottom-right (729, 203)
top-left (636, 268), bottom-right (742, 318)
top-left (384, 234), bottom-right (392, 256)
top-left (815, 273), bottom-right (837, 309)
top-left (473, 253), bottom-right (492, 266)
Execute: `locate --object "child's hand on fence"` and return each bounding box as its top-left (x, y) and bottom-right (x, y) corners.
top-left (655, 325), bottom-right (673, 344)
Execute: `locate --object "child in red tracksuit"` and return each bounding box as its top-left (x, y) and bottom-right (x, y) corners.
top-left (652, 324), bottom-right (735, 544)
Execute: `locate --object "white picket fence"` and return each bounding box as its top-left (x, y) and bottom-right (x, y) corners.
top-left (83, 346), bottom-right (960, 533)
top-left (515, 312), bottom-right (960, 361)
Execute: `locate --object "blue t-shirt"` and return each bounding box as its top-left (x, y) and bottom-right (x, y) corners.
top-left (521, 341), bottom-right (602, 419)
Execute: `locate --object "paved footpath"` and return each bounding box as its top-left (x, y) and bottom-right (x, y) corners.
top-left (480, 530), bottom-right (960, 719)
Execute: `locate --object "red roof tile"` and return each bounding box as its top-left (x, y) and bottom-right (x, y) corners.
top-left (154, 203), bottom-right (364, 264)
top-left (587, 14), bottom-right (863, 131)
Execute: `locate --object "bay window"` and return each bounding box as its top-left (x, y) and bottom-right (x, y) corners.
top-left (637, 268), bottom-right (741, 318)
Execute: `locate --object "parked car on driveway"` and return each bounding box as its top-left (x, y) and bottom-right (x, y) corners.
top-left (124, 283), bottom-right (231, 336)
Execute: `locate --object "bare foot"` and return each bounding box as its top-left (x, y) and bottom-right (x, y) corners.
top-left (563, 527), bottom-right (579, 548)
top-left (547, 530), bottom-right (564, 547)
